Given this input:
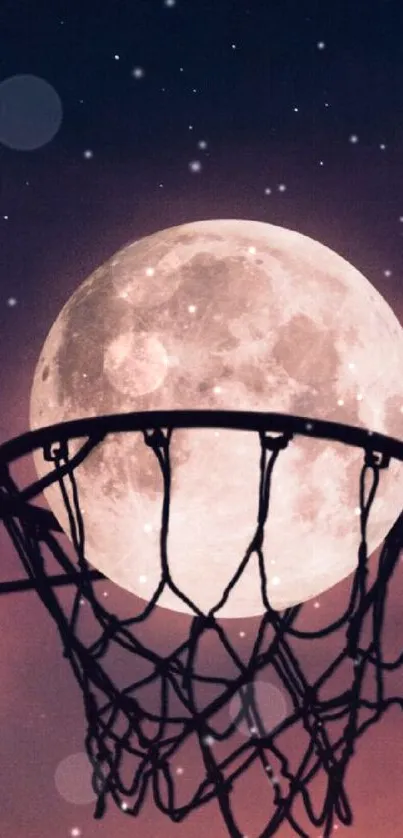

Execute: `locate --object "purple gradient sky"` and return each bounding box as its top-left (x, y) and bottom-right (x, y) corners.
top-left (1, 1), bottom-right (403, 836)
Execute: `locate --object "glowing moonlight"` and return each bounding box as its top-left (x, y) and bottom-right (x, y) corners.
top-left (30, 219), bottom-right (403, 618)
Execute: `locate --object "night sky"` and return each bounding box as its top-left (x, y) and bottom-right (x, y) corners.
top-left (1, 1), bottom-right (403, 837)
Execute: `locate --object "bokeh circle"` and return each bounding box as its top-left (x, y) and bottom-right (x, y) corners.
top-left (0, 74), bottom-right (62, 150)
top-left (54, 752), bottom-right (102, 805)
top-left (229, 679), bottom-right (288, 738)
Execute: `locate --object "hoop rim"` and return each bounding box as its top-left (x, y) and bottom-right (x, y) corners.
top-left (1, 409), bottom-right (403, 465)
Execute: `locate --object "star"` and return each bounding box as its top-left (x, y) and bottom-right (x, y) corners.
top-left (189, 160), bottom-right (202, 173)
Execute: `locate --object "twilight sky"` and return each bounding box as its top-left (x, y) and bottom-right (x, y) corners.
top-left (1, 1), bottom-right (403, 837)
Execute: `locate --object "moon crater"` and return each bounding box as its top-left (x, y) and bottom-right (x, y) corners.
top-left (104, 331), bottom-right (169, 397)
top-left (272, 314), bottom-right (340, 386)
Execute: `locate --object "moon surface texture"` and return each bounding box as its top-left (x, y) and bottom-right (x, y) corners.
top-left (29, 219), bottom-right (403, 618)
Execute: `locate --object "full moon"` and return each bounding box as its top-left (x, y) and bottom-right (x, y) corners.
top-left (29, 219), bottom-right (403, 618)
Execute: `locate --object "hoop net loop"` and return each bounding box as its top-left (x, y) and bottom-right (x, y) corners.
top-left (0, 410), bottom-right (402, 838)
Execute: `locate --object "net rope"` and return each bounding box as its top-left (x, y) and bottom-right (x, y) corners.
top-left (1, 423), bottom-right (403, 838)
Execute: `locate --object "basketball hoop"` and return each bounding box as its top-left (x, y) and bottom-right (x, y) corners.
top-left (1, 409), bottom-right (402, 838)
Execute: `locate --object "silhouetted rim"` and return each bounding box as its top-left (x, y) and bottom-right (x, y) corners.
top-left (1, 409), bottom-right (403, 464)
